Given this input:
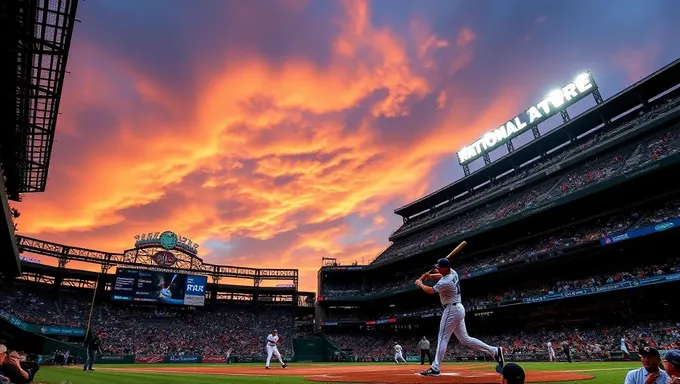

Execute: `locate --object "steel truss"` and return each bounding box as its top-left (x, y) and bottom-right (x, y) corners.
top-left (16, 235), bottom-right (299, 289)
top-left (0, 0), bottom-right (79, 199)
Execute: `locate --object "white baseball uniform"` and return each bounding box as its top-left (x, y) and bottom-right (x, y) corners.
top-left (547, 342), bottom-right (555, 361)
top-left (265, 334), bottom-right (285, 367)
top-left (430, 271), bottom-right (498, 372)
top-left (620, 337), bottom-right (629, 354)
top-left (394, 344), bottom-right (406, 364)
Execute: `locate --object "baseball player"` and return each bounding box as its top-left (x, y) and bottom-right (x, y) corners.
top-left (415, 258), bottom-right (504, 376)
top-left (621, 336), bottom-right (631, 359)
top-left (394, 343), bottom-right (407, 364)
top-left (265, 329), bottom-right (288, 369)
top-left (547, 342), bottom-right (555, 362)
top-left (157, 275), bottom-right (174, 299)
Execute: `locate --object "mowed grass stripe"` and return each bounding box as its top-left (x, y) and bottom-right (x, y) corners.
top-left (36, 361), bottom-right (643, 384)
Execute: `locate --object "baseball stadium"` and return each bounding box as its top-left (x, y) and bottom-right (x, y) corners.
top-left (2, 1), bottom-right (680, 384)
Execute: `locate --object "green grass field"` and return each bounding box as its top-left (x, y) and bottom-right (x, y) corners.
top-left (35, 361), bottom-right (641, 384)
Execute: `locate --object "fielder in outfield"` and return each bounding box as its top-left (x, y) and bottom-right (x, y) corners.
top-left (415, 258), bottom-right (505, 376)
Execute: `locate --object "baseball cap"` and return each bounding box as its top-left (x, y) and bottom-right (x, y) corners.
top-left (502, 363), bottom-right (525, 384)
top-left (640, 346), bottom-right (661, 358)
top-left (272, 329), bottom-right (277, 332)
top-left (434, 258), bottom-right (451, 269)
top-left (664, 350), bottom-right (680, 367)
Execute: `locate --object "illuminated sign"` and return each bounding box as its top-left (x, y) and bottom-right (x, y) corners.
top-left (457, 72), bottom-right (597, 165)
top-left (152, 251), bottom-right (177, 267)
top-left (20, 256), bottom-right (41, 264)
top-left (134, 231), bottom-right (199, 255)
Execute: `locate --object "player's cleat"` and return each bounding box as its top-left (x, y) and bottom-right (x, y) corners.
top-left (265, 367), bottom-right (270, 369)
top-left (420, 368), bottom-right (440, 376)
top-left (495, 347), bottom-right (505, 368)
top-left (282, 363), bottom-right (288, 368)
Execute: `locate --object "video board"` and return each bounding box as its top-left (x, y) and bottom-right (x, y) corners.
top-left (111, 268), bottom-right (207, 306)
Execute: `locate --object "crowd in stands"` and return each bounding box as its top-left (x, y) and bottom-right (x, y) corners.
top-left (96, 303), bottom-right (294, 357)
top-left (392, 95), bottom-right (680, 237)
top-left (327, 320), bottom-right (680, 362)
top-left (375, 95), bottom-right (680, 264)
top-left (464, 259), bottom-right (680, 308)
top-left (0, 287), bottom-right (81, 327)
top-left (321, 197), bottom-right (680, 298)
top-left (323, 258), bottom-right (680, 323)
top-left (0, 284), bottom-right (295, 357)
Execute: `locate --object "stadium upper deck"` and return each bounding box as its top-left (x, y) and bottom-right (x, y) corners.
top-left (393, 59), bottom-right (680, 224)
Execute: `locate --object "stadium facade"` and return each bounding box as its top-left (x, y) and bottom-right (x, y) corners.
top-left (316, 58), bottom-right (680, 363)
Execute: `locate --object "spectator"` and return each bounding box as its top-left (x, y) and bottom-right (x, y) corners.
top-left (664, 350), bottom-right (680, 384)
top-left (501, 363), bottom-right (525, 384)
top-left (623, 347), bottom-right (669, 384)
top-left (0, 345), bottom-right (10, 382)
top-left (3, 351), bottom-right (32, 384)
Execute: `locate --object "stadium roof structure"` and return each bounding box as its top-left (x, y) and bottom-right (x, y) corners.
top-left (394, 58), bottom-right (680, 219)
top-left (0, 168), bottom-right (21, 277)
top-left (16, 235), bottom-right (301, 289)
top-left (0, 0), bottom-right (79, 201)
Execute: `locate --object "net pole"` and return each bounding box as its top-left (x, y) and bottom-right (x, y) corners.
top-left (84, 273), bottom-right (100, 340)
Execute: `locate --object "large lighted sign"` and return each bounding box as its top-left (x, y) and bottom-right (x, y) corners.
top-left (457, 72), bottom-right (597, 165)
top-left (134, 230), bottom-right (199, 255)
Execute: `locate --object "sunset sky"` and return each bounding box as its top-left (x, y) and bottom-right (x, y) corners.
top-left (16, 0), bottom-right (680, 292)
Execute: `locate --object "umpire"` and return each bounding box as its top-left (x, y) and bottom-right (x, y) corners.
top-left (418, 336), bottom-right (433, 365)
top-left (83, 331), bottom-right (102, 371)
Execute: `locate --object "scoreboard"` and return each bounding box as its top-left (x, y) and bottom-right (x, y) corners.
top-left (111, 268), bottom-right (207, 306)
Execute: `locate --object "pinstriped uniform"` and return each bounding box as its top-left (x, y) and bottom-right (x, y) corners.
top-left (430, 271), bottom-right (497, 372)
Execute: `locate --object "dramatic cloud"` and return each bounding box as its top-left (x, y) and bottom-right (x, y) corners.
top-left (17, 0), bottom-right (680, 291)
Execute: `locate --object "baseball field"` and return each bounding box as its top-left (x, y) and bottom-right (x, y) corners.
top-left (34, 361), bottom-right (642, 384)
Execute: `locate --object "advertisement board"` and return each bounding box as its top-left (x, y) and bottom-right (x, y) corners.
top-left (95, 355), bottom-right (135, 364)
top-left (601, 217), bottom-right (680, 245)
top-left (166, 355), bottom-right (202, 363)
top-left (135, 355), bottom-right (165, 364)
top-left (202, 356), bottom-right (228, 363)
top-left (111, 268), bottom-right (207, 306)
top-left (0, 310), bottom-right (85, 336)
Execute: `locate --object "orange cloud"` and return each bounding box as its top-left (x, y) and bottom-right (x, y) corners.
top-left (15, 1), bottom-right (535, 292)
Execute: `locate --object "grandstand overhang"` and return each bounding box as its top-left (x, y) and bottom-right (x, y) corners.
top-left (0, 168), bottom-right (21, 277)
top-left (394, 58), bottom-right (680, 219)
top-left (0, 0), bottom-right (79, 200)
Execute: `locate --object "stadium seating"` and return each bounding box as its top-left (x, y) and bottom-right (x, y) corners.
top-left (321, 196), bottom-right (680, 297)
top-left (325, 319), bottom-right (680, 362)
top-left (373, 99), bottom-right (680, 265)
top-left (0, 285), bottom-right (295, 357)
top-left (389, 95), bottom-right (680, 239)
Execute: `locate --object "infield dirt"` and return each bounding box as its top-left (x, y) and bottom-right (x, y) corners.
top-left (107, 364), bottom-right (594, 383)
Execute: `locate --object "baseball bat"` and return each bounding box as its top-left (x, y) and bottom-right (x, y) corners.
top-left (445, 240), bottom-right (467, 260)
top-left (426, 241), bottom-right (467, 273)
